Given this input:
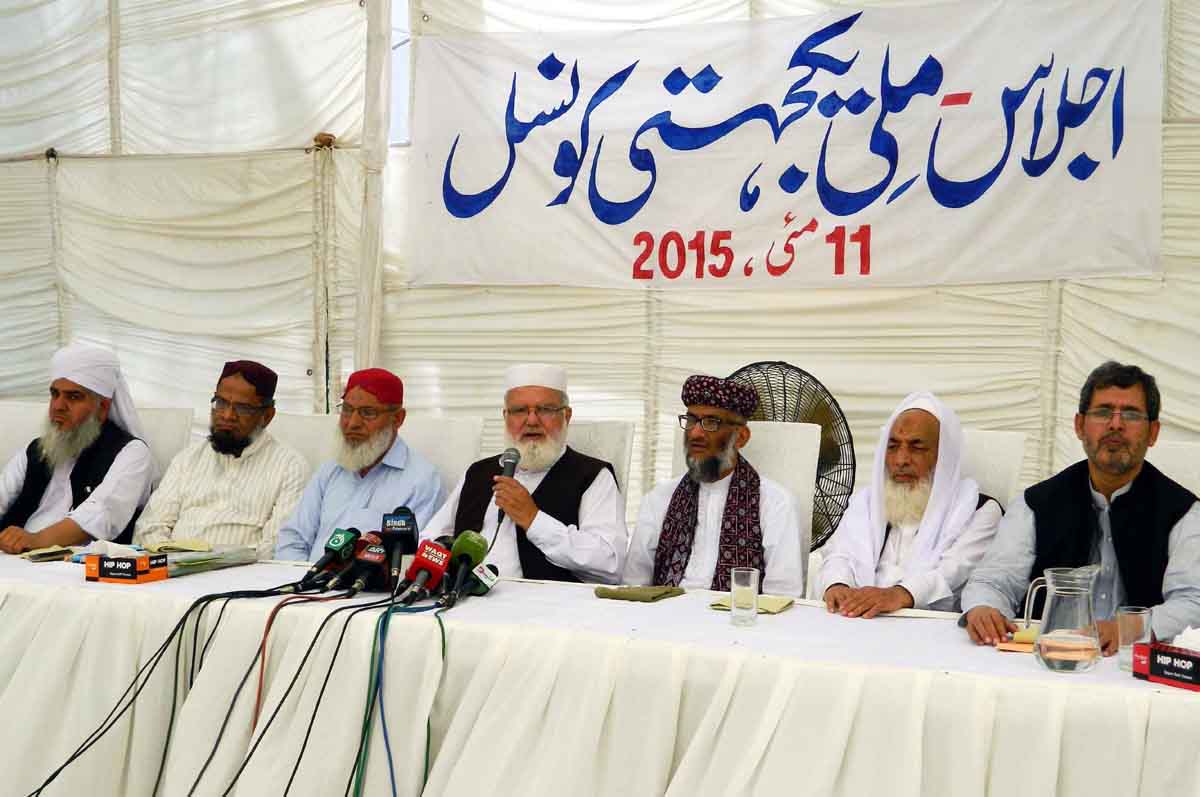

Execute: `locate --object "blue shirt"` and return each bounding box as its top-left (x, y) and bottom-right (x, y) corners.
top-left (274, 434), bottom-right (446, 561)
top-left (962, 481), bottom-right (1200, 640)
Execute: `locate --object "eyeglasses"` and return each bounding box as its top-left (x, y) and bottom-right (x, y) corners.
top-left (337, 402), bottom-right (396, 421)
top-left (1084, 407), bottom-right (1150, 424)
top-left (678, 413), bottom-right (744, 432)
top-left (503, 405), bottom-right (567, 421)
top-left (211, 396), bottom-right (271, 418)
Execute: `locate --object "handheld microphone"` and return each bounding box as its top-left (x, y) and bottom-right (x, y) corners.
top-left (495, 448), bottom-right (521, 526)
top-left (302, 527), bottom-right (360, 585)
top-left (398, 539), bottom-right (451, 605)
top-left (467, 563), bottom-right (500, 596)
top-left (442, 531), bottom-right (489, 608)
top-left (380, 506), bottom-right (419, 589)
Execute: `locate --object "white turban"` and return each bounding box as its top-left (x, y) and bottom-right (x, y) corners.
top-left (504, 363), bottom-right (568, 393)
top-left (50, 342), bottom-right (149, 446)
top-left (827, 391), bottom-right (980, 590)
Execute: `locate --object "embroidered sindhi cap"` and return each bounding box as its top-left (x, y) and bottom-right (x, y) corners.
top-left (681, 374), bottom-right (758, 419)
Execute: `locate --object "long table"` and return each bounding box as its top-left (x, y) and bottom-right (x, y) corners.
top-left (1, 556), bottom-right (1198, 797)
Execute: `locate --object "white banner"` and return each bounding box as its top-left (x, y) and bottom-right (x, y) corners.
top-left (408, 1), bottom-right (1161, 289)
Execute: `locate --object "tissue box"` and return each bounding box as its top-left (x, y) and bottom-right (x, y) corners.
top-left (84, 553), bottom-right (168, 584)
top-left (1131, 641), bottom-right (1200, 691)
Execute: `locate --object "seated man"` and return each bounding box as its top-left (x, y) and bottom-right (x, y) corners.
top-left (423, 364), bottom-right (627, 583)
top-left (624, 375), bottom-right (804, 595)
top-left (819, 392), bottom-right (1002, 616)
top-left (963, 361), bottom-right (1200, 652)
top-left (135, 360), bottom-right (308, 559)
top-left (0, 343), bottom-right (155, 552)
top-left (275, 368), bottom-right (444, 561)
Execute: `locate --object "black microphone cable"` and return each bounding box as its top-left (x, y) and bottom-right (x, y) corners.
top-left (26, 583), bottom-right (301, 797)
top-left (181, 588), bottom-right (362, 797)
top-left (207, 593), bottom-right (394, 797)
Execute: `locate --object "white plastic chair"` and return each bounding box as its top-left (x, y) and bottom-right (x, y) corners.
top-left (138, 408), bottom-right (195, 477)
top-left (960, 428), bottom-right (1027, 506)
top-left (269, 412), bottom-right (485, 497)
top-left (671, 421), bottom-right (821, 591)
top-left (1148, 440), bottom-right (1200, 496)
top-left (0, 401), bottom-right (46, 463)
top-left (401, 414), bottom-right (485, 495)
top-left (567, 420), bottom-right (634, 493)
top-left (267, 412), bottom-right (336, 479)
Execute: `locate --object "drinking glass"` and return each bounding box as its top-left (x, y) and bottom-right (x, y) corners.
top-left (1117, 606), bottom-right (1152, 672)
top-left (730, 567), bottom-right (759, 627)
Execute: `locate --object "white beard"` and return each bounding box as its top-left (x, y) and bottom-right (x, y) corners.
top-left (883, 472), bottom-right (934, 528)
top-left (335, 425), bottom-right (395, 472)
top-left (504, 428), bottom-right (566, 473)
top-left (37, 413), bottom-right (103, 469)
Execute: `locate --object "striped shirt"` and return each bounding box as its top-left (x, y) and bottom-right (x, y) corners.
top-left (134, 431), bottom-right (308, 559)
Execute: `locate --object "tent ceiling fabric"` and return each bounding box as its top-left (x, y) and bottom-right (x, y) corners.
top-left (119, 1), bottom-right (367, 153)
top-left (0, 0), bottom-right (110, 157)
top-left (0, 0), bottom-right (1197, 524)
top-left (0, 161), bottom-right (59, 395)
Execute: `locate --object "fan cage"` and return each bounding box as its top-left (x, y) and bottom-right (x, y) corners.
top-left (727, 361), bottom-right (855, 550)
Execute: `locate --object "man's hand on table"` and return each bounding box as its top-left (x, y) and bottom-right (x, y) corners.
top-left (823, 584), bottom-right (852, 613)
top-left (964, 606), bottom-right (1017, 645)
top-left (837, 585), bottom-right (915, 618)
top-left (0, 526), bottom-right (37, 555)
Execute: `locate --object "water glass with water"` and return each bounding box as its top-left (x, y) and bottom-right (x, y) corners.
top-left (1117, 606), bottom-right (1152, 672)
top-left (730, 567), bottom-right (759, 627)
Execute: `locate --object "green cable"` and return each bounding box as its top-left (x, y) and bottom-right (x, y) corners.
top-left (424, 610), bottom-right (448, 788)
top-left (351, 610), bottom-right (387, 797)
top-left (348, 603), bottom-right (449, 796)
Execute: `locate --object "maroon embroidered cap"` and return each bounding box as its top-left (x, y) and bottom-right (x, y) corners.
top-left (681, 374), bottom-right (758, 419)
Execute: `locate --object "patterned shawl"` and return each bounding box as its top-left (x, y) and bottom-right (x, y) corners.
top-left (652, 454), bottom-right (764, 591)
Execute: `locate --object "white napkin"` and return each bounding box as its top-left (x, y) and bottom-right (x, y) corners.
top-left (79, 539), bottom-right (142, 559)
top-left (1171, 626), bottom-right (1200, 653)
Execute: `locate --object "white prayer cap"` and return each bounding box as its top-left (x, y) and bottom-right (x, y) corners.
top-left (504, 363), bottom-right (567, 393)
top-left (50, 342), bottom-right (148, 445)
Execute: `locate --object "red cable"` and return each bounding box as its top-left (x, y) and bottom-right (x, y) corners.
top-left (251, 593), bottom-right (343, 730)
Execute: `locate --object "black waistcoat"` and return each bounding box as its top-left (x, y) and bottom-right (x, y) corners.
top-left (0, 420), bottom-right (144, 545)
top-left (453, 446), bottom-right (615, 582)
top-left (1024, 459), bottom-right (1195, 615)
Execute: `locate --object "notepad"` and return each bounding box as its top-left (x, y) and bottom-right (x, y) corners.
top-left (144, 539), bottom-right (214, 554)
top-left (19, 545), bottom-right (74, 562)
top-left (710, 595), bottom-right (795, 614)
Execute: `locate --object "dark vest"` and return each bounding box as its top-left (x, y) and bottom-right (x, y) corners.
top-left (1024, 460), bottom-right (1195, 616)
top-left (0, 420), bottom-right (145, 545)
top-left (453, 446), bottom-right (615, 582)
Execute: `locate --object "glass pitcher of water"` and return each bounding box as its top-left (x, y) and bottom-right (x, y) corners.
top-left (1023, 565), bottom-right (1102, 673)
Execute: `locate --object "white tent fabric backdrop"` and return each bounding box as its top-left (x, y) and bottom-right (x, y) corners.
top-left (0, 0), bottom-right (1198, 526)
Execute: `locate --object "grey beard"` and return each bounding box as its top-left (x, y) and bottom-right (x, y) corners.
top-left (335, 426), bottom-right (395, 472)
top-left (882, 472), bottom-right (934, 527)
top-left (503, 429), bottom-right (567, 473)
top-left (38, 413), bottom-right (103, 469)
top-left (685, 432), bottom-right (739, 484)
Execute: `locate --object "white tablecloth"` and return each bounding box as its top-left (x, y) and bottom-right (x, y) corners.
top-left (1, 556), bottom-right (1198, 797)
